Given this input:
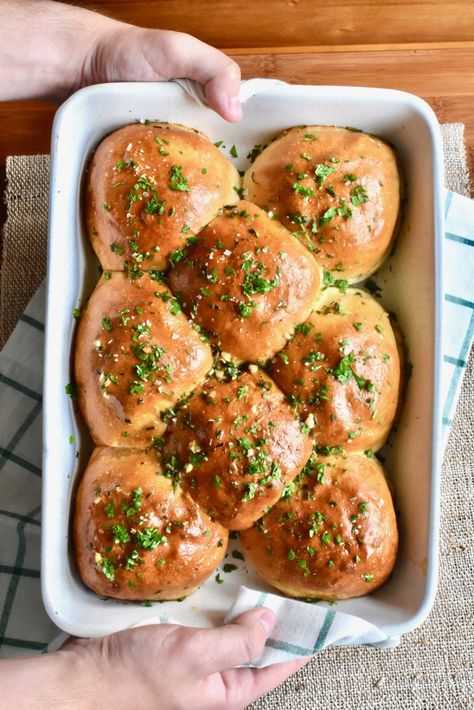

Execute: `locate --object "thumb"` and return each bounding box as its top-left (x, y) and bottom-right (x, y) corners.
top-left (89, 26), bottom-right (243, 122)
top-left (160, 31), bottom-right (243, 122)
top-left (182, 608), bottom-right (275, 678)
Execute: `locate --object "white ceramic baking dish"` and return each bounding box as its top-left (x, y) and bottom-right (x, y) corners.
top-left (42, 79), bottom-right (444, 639)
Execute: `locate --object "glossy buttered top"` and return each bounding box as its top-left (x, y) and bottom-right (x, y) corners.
top-left (243, 126), bottom-right (401, 282)
top-left (240, 452), bottom-right (398, 600)
top-left (86, 122), bottom-right (240, 272)
top-left (163, 370), bottom-right (312, 530)
top-left (168, 200), bottom-right (322, 363)
top-left (74, 446), bottom-right (228, 601)
top-left (74, 272), bottom-right (213, 447)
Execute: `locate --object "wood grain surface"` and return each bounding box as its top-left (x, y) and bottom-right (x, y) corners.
top-left (66, 0), bottom-right (474, 48)
top-left (1, 2), bottom-right (473, 236)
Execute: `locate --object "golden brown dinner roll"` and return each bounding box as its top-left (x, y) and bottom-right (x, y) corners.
top-left (240, 452), bottom-right (398, 600)
top-left (167, 200), bottom-right (322, 362)
top-left (75, 272), bottom-right (213, 447)
top-left (162, 370), bottom-right (312, 530)
top-left (74, 446), bottom-right (228, 600)
top-left (268, 287), bottom-right (400, 452)
top-left (86, 122), bottom-right (240, 272)
top-left (243, 126), bottom-right (401, 281)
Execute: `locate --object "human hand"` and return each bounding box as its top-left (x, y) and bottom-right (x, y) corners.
top-left (0, 1), bottom-right (242, 121)
top-left (83, 25), bottom-right (243, 122)
top-left (59, 608), bottom-right (308, 710)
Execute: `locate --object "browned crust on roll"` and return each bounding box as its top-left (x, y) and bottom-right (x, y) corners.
top-left (75, 272), bottom-right (213, 447)
top-left (268, 287), bottom-right (400, 453)
top-left (168, 200), bottom-right (322, 362)
top-left (243, 126), bottom-right (401, 282)
top-left (240, 453), bottom-right (398, 600)
top-left (163, 370), bottom-right (312, 530)
top-left (74, 446), bottom-right (228, 601)
top-left (86, 122), bottom-right (240, 272)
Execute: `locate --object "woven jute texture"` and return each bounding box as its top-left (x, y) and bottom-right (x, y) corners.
top-left (1, 125), bottom-right (473, 709)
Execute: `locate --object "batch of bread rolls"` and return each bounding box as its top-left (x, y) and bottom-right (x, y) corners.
top-left (73, 121), bottom-right (401, 603)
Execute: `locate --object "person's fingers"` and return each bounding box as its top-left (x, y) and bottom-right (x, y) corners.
top-left (86, 24), bottom-right (243, 121)
top-left (177, 608), bottom-right (275, 678)
top-left (220, 657), bottom-right (311, 708)
top-left (158, 31), bottom-right (242, 122)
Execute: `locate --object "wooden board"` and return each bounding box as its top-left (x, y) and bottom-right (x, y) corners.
top-left (69, 1), bottom-right (474, 48)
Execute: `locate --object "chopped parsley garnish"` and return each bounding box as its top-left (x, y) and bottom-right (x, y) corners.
top-left (110, 242), bottom-right (124, 255)
top-left (223, 563), bottom-right (238, 573)
top-left (103, 502), bottom-right (115, 519)
top-left (136, 527), bottom-right (167, 550)
top-left (293, 183), bottom-right (315, 199)
top-left (350, 184), bottom-right (369, 206)
top-left (125, 550), bottom-right (142, 571)
top-left (242, 482), bottom-right (257, 502)
top-left (237, 385), bottom-right (249, 400)
top-left (64, 382), bottom-right (77, 399)
top-left (315, 163), bottom-right (336, 187)
top-left (144, 194), bottom-right (166, 215)
top-left (112, 524), bottom-right (131, 544)
top-left (170, 165), bottom-right (191, 192)
top-left (320, 207), bottom-right (337, 225)
top-left (98, 557), bottom-right (115, 581)
top-left (123, 488), bottom-right (143, 518)
top-left (229, 145), bottom-right (238, 158)
top-left (323, 271), bottom-right (349, 292)
top-left (238, 301), bottom-right (256, 319)
top-left (169, 248), bottom-right (187, 266)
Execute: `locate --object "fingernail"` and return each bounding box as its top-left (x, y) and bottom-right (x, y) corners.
top-left (227, 95), bottom-right (242, 120)
top-left (258, 610), bottom-right (275, 635)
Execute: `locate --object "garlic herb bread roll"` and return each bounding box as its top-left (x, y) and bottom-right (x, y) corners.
top-left (74, 447), bottom-right (228, 601)
top-left (163, 371), bottom-right (312, 530)
top-left (168, 200), bottom-right (322, 362)
top-left (240, 453), bottom-right (398, 600)
top-left (75, 272), bottom-right (212, 447)
top-left (243, 126), bottom-right (400, 282)
top-left (269, 287), bottom-right (400, 452)
top-left (86, 122), bottom-right (240, 273)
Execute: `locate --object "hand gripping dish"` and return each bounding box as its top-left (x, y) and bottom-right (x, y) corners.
top-left (243, 126), bottom-right (401, 282)
top-left (86, 122), bottom-right (240, 272)
top-left (240, 452), bottom-right (398, 600)
top-left (74, 271), bottom-right (213, 447)
top-left (168, 199), bottom-right (322, 362)
top-left (74, 446), bottom-right (228, 600)
top-left (268, 287), bottom-right (401, 452)
top-left (163, 370), bottom-right (313, 530)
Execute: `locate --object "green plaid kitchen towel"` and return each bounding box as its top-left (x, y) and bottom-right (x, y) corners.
top-left (0, 185), bottom-right (472, 665)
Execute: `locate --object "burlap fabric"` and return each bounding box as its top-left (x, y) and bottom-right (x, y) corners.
top-left (0, 125), bottom-right (473, 709)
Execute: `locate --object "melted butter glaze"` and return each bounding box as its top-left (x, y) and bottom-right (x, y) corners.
top-left (240, 453), bottom-right (398, 600)
top-left (74, 446), bottom-right (227, 600)
top-left (163, 370), bottom-right (312, 530)
top-left (86, 123), bottom-right (240, 271)
top-left (168, 200), bottom-right (322, 362)
top-left (75, 272), bottom-right (213, 447)
top-left (268, 287), bottom-right (400, 452)
top-left (243, 126), bottom-right (400, 282)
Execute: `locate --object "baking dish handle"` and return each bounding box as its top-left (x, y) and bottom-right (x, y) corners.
top-left (173, 77), bottom-right (288, 108)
